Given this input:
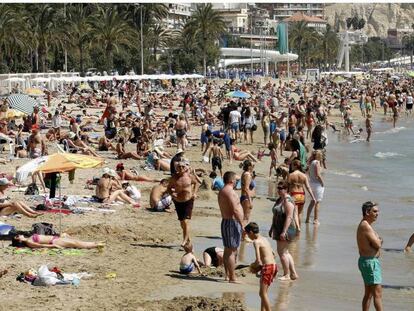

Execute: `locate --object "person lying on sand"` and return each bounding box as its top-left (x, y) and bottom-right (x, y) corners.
top-left (0, 178), bottom-right (43, 218)
top-left (202, 247), bottom-right (224, 268)
top-left (116, 163), bottom-right (159, 183)
top-left (12, 233), bottom-right (105, 250)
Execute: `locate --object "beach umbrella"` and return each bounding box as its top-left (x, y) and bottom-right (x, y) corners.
top-left (225, 90), bottom-right (251, 98)
top-left (333, 76), bottom-right (347, 83)
top-left (6, 94), bottom-right (39, 115)
top-left (24, 88), bottom-right (44, 97)
top-left (0, 109), bottom-right (26, 120)
top-left (407, 71), bottom-right (414, 77)
top-left (79, 83), bottom-right (92, 91)
top-left (33, 153), bottom-right (103, 232)
top-left (15, 156), bottom-right (48, 184)
top-left (34, 153), bottom-right (104, 174)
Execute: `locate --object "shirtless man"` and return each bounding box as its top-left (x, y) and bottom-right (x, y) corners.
top-left (209, 140), bottom-right (224, 177)
top-left (149, 179), bottom-right (172, 212)
top-left (218, 171), bottom-right (244, 283)
top-left (167, 161), bottom-right (200, 247)
top-left (175, 114), bottom-right (188, 151)
top-left (288, 160), bottom-right (315, 230)
top-left (245, 222), bottom-right (277, 311)
top-left (356, 201), bottom-right (383, 311)
top-left (94, 169), bottom-right (140, 207)
top-left (27, 126), bottom-right (47, 158)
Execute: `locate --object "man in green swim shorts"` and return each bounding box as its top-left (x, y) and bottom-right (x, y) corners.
top-left (356, 201), bottom-right (383, 311)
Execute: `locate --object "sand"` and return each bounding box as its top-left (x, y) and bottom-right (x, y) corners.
top-left (0, 84), bottom-right (377, 311)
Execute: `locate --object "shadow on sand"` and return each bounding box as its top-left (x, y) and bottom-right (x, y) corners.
top-left (167, 271), bottom-right (221, 282)
top-left (130, 243), bottom-right (178, 250)
top-left (383, 284), bottom-right (414, 290)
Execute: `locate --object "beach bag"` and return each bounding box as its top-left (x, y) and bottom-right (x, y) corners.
top-left (251, 124), bottom-right (258, 131)
top-left (31, 223), bottom-right (59, 236)
top-left (25, 183), bottom-right (39, 195)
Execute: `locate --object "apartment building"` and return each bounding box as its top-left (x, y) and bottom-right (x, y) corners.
top-left (259, 3), bottom-right (325, 21)
top-left (165, 4), bottom-right (194, 29)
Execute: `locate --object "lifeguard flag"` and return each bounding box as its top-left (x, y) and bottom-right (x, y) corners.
top-left (277, 23), bottom-right (288, 54)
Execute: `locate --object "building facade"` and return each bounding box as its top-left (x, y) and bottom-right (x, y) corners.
top-left (259, 3), bottom-right (325, 21)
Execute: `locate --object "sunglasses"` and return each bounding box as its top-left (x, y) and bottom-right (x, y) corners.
top-left (277, 187), bottom-right (286, 190)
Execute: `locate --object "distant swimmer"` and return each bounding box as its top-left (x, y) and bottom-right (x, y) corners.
top-left (404, 233), bottom-right (414, 253)
top-left (356, 201), bottom-right (383, 311)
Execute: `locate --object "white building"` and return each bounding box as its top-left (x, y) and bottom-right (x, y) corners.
top-left (165, 4), bottom-right (194, 29)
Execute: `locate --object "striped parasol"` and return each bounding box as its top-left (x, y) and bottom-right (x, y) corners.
top-left (6, 94), bottom-right (40, 115)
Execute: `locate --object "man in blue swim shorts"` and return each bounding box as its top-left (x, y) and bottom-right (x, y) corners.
top-left (356, 201), bottom-right (383, 311)
top-left (218, 171), bottom-right (244, 283)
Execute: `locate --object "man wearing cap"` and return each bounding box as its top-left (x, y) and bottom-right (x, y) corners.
top-left (0, 178), bottom-right (42, 218)
top-left (27, 125), bottom-right (47, 158)
top-left (167, 161), bottom-right (200, 247)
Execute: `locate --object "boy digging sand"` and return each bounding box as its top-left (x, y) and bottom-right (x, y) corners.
top-left (245, 222), bottom-right (278, 311)
top-left (179, 242), bottom-right (203, 275)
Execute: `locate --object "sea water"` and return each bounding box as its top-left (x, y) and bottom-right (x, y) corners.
top-left (243, 117), bottom-right (414, 310)
top-left (155, 117), bottom-right (414, 310)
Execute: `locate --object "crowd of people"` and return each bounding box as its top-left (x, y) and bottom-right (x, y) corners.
top-left (0, 72), bottom-right (413, 311)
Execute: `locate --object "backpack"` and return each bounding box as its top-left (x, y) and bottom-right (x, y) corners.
top-left (25, 183), bottom-right (39, 195)
top-left (31, 223), bottom-right (59, 236)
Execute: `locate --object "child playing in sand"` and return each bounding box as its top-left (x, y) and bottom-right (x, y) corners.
top-left (245, 222), bottom-right (277, 311)
top-left (179, 242), bottom-right (202, 275)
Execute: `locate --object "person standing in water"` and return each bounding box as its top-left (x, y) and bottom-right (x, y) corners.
top-left (356, 201), bottom-right (383, 311)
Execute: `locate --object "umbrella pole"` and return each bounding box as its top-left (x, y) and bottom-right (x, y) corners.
top-left (58, 173), bottom-right (62, 234)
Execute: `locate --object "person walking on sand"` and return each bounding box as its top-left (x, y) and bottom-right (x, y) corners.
top-left (357, 201), bottom-right (383, 311)
top-left (245, 222), bottom-right (277, 311)
top-left (218, 171), bottom-right (244, 283)
top-left (167, 161), bottom-right (200, 247)
top-left (288, 160), bottom-right (315, 230)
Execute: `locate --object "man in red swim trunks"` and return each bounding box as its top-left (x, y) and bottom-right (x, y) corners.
top-left (288, 160), bottom-right (315, 230)
top-left (245, 222), bottom-right (277, 311)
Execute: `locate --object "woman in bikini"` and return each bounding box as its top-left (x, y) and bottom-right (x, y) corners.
top-left (12, 233), bottom-right (104, 249)
top-left (230, 140), bottom-right (259, 163)
top-left (305, 107), bottom-right (315, 139)
top-left (240, 160), bottom-right (255, 237)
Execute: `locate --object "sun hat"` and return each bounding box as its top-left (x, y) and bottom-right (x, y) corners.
top-left (175, 148), bottom-right (184, 156)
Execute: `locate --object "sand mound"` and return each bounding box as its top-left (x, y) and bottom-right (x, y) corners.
top-left (139, 296), bottom-right (247, 311)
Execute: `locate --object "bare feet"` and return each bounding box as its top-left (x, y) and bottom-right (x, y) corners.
top-left (404, 246), bottom-right (411, 253)
top-left (290, 273), bottom-right (298, 280)
top-left (278, 275), bottom-right (292, 281)
top-left (313, 220), bottom-right (320, 226)
top-left (229, 279), bottom-right (242, 284)
top-left (305, 219), bottom-right (310, 223)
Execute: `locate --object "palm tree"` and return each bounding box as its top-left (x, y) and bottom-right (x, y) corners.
top-left (147, 24), bottom-right (180, 62)
top-left (289, 21), bottom-right (310, 73)
top-left (90, 5), bottom-right (136, 70)
top-left (320, 24), bottom-right (339, 71)
top-left (0, 5), bottom-right (20, 69)
top-left (23, 4), bottom-right (60, 72)
top-left (184, 3), bottom-right (225, 76)
top-left (65, 4), bottom-right (94, 74)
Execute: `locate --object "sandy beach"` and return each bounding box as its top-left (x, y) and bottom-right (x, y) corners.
top-left (0, 81), bottom-right (413, 311)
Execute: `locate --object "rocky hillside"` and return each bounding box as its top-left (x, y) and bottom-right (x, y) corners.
top-left (325, 3), bottom-right (414, 37)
